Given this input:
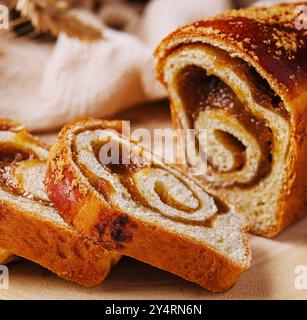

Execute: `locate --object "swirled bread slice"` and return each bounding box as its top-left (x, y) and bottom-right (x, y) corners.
top-left (155, 3), bottom-right (307, 237)
top-left (46, 119), bottom-right (251, 292)
top-left (0, 119), bottom-right (121, 287)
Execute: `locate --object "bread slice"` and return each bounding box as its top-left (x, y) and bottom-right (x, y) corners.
top-left (155, 3), bottom-right (307, 237)
top-left (46, 118), bottom-right (251, 292)
top-left (0, 119), bottom-right (121, 287)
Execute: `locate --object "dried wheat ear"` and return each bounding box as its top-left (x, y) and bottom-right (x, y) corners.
top-left (1, 0), bottom-right (102, 41)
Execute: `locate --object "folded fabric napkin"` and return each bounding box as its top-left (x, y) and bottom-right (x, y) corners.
top-left (0, 0), bottom-right (304, 131)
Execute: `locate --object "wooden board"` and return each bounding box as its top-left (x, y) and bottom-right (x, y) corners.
top-left (1, 102), bottom-right (307, 300)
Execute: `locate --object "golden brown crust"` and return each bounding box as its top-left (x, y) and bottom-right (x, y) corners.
top-left (155, 3), bottom-right (307, 237)
top-left (0, 202), bottom-right (119, 287)
top-left (0, 248), bottom-right (16, 264)
top-left (156, 3), bottom-right (307, 105)
top-left (0, 119), bottom-right (121, 287)
top-left (46, 118), bottom-right (251, 292)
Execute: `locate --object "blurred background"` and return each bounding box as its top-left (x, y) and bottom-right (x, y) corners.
top-left (0, 0), bottom-right (304, 132)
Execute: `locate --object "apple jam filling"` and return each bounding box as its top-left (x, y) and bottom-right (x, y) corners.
top-left (71, 128), bottom-right (222, 225)
top-left (0, 148), bottom-right (49, 205)
top-left (175, 65), bottom-right (286, 188)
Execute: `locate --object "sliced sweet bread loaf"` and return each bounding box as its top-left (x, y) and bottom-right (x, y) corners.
top-left (0, 119), bottom-right (121, 287)
top-left (46, 118), bottom-right (251, 292)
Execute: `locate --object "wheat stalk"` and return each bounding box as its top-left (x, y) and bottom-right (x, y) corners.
top-left (14, 0), bottom-right (102, 41)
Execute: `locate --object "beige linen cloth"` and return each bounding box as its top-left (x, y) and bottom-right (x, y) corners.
top-left (0, 0), bottom-right (303, 132)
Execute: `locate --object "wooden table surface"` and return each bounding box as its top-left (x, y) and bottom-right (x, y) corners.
top-left (1, 102), bottom-right (307, 300)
